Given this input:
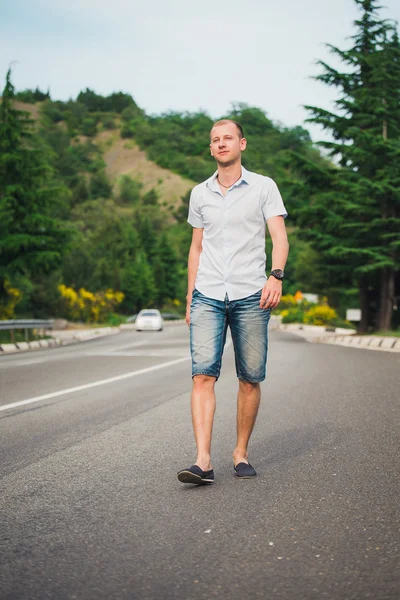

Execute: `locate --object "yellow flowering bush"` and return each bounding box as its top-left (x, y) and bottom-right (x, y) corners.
top-left (0, 280), bottom-right (23, 319)
top-left (58, 284), bottom-right (124, 323)
top-left (58, 284), bottom-right (82, 321)
top-left (279, 294), bottom-right (298, 310)
top-left (78, 288), bottom-right (96, 322)
top-left (304, 305), bottom-right (338, 326)
top-left (275, 293), bottom-right (316, 316)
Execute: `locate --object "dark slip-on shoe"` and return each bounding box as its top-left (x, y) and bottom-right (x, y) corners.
top-left (234, 462), bottom-right (257, 478)
top-left (177, 465), bottom-right (214, 485)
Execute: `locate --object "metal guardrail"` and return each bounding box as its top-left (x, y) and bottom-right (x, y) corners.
top-left (0, 319), bottom-right (53, 343)
top-left (0, 319), bottom-right (54, 330)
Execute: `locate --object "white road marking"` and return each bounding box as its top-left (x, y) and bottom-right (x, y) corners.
top-left (84, 350), bottom-right (190, 358)
top-left (0, 356), bottom-right (190, 413)
top-left (0, 341), bottom-right (149, 368)
top-left (2, 358), bottom-right (49, 367)
top-left (94, 340), bottom-right (148, 353)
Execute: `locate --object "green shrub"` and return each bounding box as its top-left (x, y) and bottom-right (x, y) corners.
top-left (15, 87), bottom-right (50, 103)
top-left (280, 307), bottom-right (305, 323)
top-left (105, 312), bottom-right (127, 326)
top-left (102, 115), bottom-right (116, 129)
top-left (121, 105), bottom-right (143, 121)
top-left (90, 171), bottom-right (112, 199)
top-left (118, 175), bottom-right (142, 204)
top-left (40, 100), bottom-right (64, 123)
top-left (81, 117), bottom-right (98, 137)
top-left (304, 305), bottom-right (337, 326)
top-left (121, 122), bottom-right (135, 138)
top-left (329, 318), bottom-right (355, 329)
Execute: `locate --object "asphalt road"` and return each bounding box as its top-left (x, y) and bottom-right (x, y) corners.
top-left (1, 325), bottom-right (399, 600)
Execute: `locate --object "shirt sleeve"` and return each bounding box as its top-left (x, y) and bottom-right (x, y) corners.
top-left (187, 188), bottom-right (204, 228)
top-left (262, 179), bottom-right (288, 221)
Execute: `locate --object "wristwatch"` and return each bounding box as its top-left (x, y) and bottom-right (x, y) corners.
top-left (270, 269), bottom-right (284, 281)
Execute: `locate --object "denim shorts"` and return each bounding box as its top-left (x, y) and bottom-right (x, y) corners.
top-left (190, 288), bottom-right (271, 383)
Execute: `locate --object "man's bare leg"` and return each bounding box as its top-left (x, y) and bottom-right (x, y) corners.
top-left (191, 374), bottom-right (217, 471)
top-left (233, 380), bottom-right (261, 466)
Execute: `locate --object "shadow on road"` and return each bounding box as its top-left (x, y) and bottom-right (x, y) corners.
top-left (253, 422), bottom-right (349, 467)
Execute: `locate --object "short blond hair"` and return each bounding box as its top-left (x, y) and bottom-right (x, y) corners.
top-left (210, 119), bottom-right (244, 139)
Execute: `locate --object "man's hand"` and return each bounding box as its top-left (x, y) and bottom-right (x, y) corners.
top-left (186, 295), bottom-right (192, 326)
top-left (260, 278), bottom-right (282, 309)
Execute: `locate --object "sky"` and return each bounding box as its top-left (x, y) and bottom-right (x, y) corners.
top-left (1, 0), bottom-right (400, 142)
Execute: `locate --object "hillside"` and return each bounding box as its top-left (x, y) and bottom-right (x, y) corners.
top-left (13, 101), bottom-right (194, 209)
top-left (99, 132), bottom-right (194, 205)
top-left (13, 101), bottom-right (41, 120)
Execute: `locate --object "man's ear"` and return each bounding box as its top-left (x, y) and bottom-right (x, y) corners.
top-left (210, 144), bottom-right (213, 156)
top-left (240, 137), bottom-right (247, 151)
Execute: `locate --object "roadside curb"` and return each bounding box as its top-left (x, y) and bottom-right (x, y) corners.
top-left (278, 324), bottom-right (400, 353)
top-left (0, 328), bottom-right (119, 355)
top-left (0, 320), bottom-right (186, 356)
top-left (318, 335), bottom-right (400, 352)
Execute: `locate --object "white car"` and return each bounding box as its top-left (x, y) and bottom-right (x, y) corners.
top-left (135, 309), bottom-right (163, 332)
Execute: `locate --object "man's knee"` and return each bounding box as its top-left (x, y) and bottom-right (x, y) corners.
top-left (193, 374), bottom-right (216, 389)
top-left (239, 380), bottom-right (260, 395)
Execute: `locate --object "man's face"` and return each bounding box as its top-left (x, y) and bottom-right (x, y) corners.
top-left (210, 123), bottom-right (246, 166)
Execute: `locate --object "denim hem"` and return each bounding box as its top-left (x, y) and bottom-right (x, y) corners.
top-left (237, 374), bottom-right (266, 383)
top-left (192, 370), bottom-right (220, 381)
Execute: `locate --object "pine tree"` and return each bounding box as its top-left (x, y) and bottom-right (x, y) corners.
top-left (0, 69), bottom-right (71, 308)
top-left (296, 0), bottom-right (400, 331)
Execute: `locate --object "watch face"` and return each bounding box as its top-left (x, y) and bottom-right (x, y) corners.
top-left (271, 270), bottom-right (284, 280)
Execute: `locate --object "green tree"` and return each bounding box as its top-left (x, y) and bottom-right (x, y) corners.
top-left (71, 177), bottom-right (90, 205)
top-left (153, 232), bottom-right (180, 305)
top-left (90, 170), bottom-right (112, 199)
top-left (118, 175), bottom-right (142, 204)
top-left (15, 87), bottom-right (50, 103)
top-left (142, 187), bottom-right (159, 206)
top-left (77, 88), bottom-right (142, 114)
top-left (62, 243), bottom-right (96, 290)
top-left (81, 117), bottom-right (98, 137)
top-left (135, 214), bottom-right (157, 263)
top-left (87, 216), bottom-right (139, 290)
top-left (122, 251), bottom-right (156, 312)
top-left (0, 69), bottom-right (71, 311)
top-left (297, 0), bottom-right (400, 331)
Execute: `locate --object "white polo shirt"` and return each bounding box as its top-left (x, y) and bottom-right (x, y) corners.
top-left (187, 167), bottom-right (288, 301)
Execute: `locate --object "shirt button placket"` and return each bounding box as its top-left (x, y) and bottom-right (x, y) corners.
top-left (223, 205), bottom-right (229, 292)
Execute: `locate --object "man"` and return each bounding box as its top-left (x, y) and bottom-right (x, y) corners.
top-left (177, 120), bottom-right (289, 485)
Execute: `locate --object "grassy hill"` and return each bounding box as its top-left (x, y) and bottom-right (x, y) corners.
top-left (13, 101), bottom-right (194, 210)
top-left (100, 132), bottom-right (194, 206)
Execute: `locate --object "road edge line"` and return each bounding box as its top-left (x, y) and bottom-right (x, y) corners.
top-left (0, 356), bottom-right (190, 413)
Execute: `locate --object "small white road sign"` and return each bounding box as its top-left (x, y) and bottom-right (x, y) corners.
top-left (346, 309), bottom-right (361, 321)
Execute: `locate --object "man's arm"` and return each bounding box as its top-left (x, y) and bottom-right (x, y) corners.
top-left (186, 228), bottom-right (203, 325)
top-left (260, 216), bottom-right (289, 309)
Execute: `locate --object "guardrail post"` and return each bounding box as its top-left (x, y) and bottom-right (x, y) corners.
top-left (0, 319), bottom-right (54, 341)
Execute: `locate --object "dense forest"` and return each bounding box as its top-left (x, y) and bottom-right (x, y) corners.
top-left (0, 0), bottom-right (399, 331)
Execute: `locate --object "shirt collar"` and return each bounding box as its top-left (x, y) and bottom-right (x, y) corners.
top-left (206, 166), bottom-right (250, 192)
